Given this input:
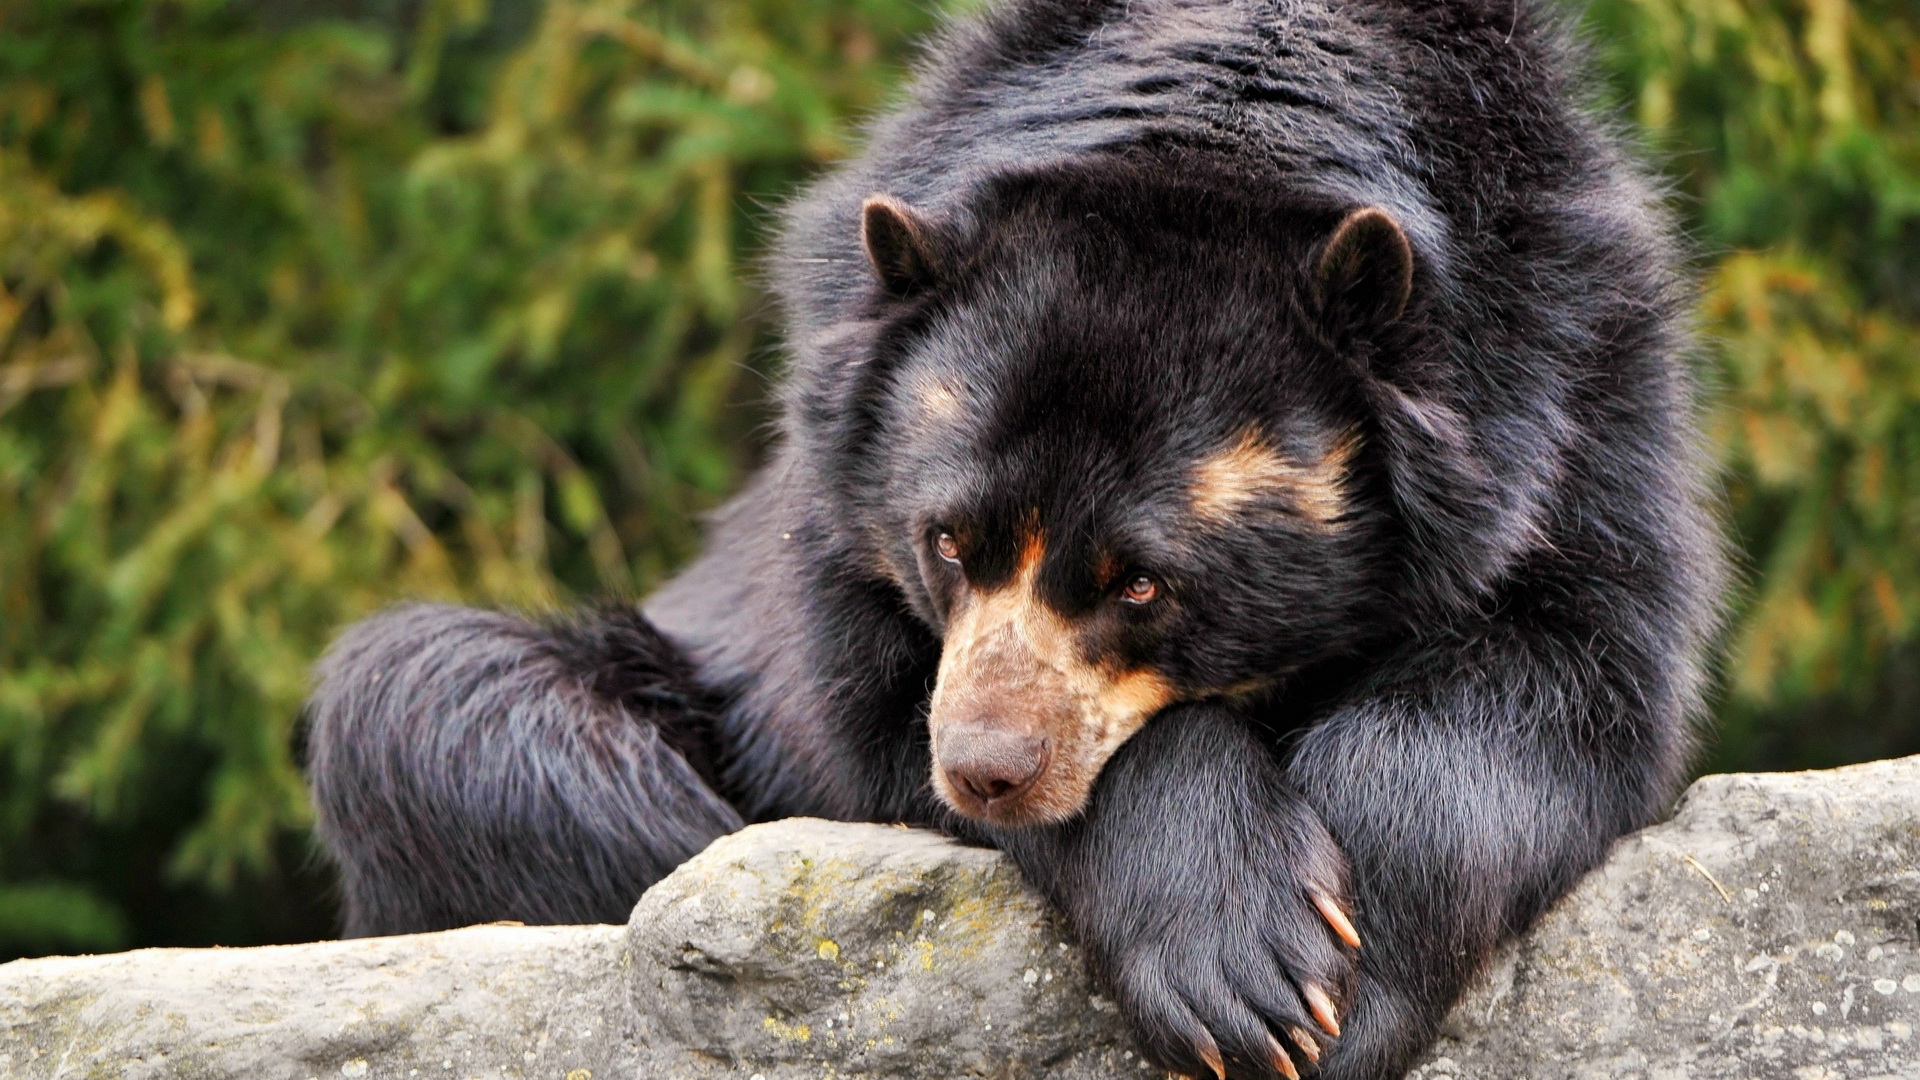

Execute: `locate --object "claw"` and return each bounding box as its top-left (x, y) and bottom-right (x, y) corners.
top-left (1195, 1030), bottom-right (1227, 1080)
top-left (1302, 983), bottom-right (1342, 1038)
top-left (1288, 1026), bottom-right (1321, 1063)
top-left (1266, 1033), bottom-right (1301, 1080)
top-left (1310, 890), bottom-right (1362, 949)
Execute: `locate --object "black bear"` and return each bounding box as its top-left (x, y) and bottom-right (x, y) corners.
top-left (303, 0), bottom-right (1724, 1076)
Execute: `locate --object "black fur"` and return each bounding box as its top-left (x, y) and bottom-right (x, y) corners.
top-left (304, 2), bottom-right (1724, 1076)
top-left (306, 604), bottom-right (741, 934)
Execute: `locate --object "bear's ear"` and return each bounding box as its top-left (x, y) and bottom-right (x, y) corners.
top-left (1313, 206), bottom-right (1414, 333)
top-left (861, 195), bottom-right (940, 297)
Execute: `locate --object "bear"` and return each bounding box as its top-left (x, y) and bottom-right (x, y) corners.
top-left (302, 0), bottom-right (1725, 1077)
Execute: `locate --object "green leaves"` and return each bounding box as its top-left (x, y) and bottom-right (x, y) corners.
top-left (0, 882), bottom-right (127, 955)
top-left (1589, 0), bottom-right (1919, 763)
top-left (0, 0), bottom-right (938, 951)
top-left (1709, 251), bottom-right (1919, 705)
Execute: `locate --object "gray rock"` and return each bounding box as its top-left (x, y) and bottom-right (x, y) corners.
top-left (1414, 754), bottom-right (1920, 1080)
top-left (2, 758), bottom-right (1918, 1080)
top-left (0, 923), bottom-right (637, 1080)
top-left (625, 818), bottom-right (1137, 1078)
top-left (0, 821), bottom-right (1138, 1080)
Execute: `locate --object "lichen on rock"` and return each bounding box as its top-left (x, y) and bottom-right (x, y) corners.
top-left (625, 819), bottom-right (1137, 1078)
top-left (3, 758), bottom-right (1919, 1079)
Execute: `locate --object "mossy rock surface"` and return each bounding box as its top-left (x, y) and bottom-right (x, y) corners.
top-left (4, 760), bottom-right (1920, 1079)
top-left (625, 819), bottom-right (1137, 1079)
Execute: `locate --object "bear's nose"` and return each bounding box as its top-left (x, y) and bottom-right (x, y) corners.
top-left (937, 726), bottom-right (1050, 808)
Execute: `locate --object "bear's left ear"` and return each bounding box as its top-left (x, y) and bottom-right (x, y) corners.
top-left (861, 195), bottom-right (941, 297)
top-left (1313, 206), bottom-right (1414, 333)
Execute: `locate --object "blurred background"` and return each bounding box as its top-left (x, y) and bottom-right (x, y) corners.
top-left (0, 0), bottom-right (1913, 960)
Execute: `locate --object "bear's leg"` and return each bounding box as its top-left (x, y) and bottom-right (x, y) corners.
top-left (303, 603), bottom-right (743, 937)
top-left (986, 704), bottom-right (1359, 1080)
top-left (1283, 627), bottom-right (1684, 1080)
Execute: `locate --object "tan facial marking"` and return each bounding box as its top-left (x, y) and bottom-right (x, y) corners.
top-left (927, 533), bottom-right (1174, 824)
top-left (1189, 427), bottom-right (1359, 528)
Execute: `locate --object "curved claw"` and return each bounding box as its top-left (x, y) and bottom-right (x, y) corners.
top-left (1288, 1026), bottom-right (1321, 1064)
top-left (1310, 890), bottom-right (1362, 950)
top-left (1266, 1033), bottom-right (1301, 1079)
top-left (1195, 1030), bottom-right (1227, 1080)
top-left (1302, 982), bottom-right (1342, 1038)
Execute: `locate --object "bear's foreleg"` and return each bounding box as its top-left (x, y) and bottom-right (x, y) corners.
top-left (1284, 624), bottom-right (1685, 1079)
top-left (989, 704), bottom-right (1359, 1080)
top-left (304, 603), bottom-right (743, 937)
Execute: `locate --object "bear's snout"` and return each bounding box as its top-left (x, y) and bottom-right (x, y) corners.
top-left (934, 726), bottom-right (1051, 812)
top-left (925, 533), bottom-right (1176, 824)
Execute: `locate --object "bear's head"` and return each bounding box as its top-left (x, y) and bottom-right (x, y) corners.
top-left (821, 164), bottom-right (1421, 826)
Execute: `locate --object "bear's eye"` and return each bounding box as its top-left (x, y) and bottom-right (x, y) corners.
top-left (935, 532), bottom-right (962, 564)
top-left (1120, 574), bottom-right (1159, 604)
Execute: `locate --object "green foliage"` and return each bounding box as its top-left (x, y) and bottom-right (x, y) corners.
top-left (1588, 0), bottom-right (1920, 764)
top-left (0, 0), bottom-right (939, 954)
top-left (0, 881), bottom-right (127, 954)
top-left (0, 0), bottom-right (1913, 953)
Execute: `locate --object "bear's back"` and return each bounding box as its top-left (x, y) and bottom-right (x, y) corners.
top-left (775, 0), bottom-right (1640, 335)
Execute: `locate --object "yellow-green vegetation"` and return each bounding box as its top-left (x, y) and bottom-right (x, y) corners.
top-left (0, 0), bottom-right (1913, 955)
top-left (0, 0), bottom-right (939, 956)
top-left (762, 1015), bottom-right (813, 1043)
top-left (1586, 0), bottom-right (1918, 766)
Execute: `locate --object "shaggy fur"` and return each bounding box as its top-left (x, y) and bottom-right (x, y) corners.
top-left (305, 2), bottom-right (1725, 1076)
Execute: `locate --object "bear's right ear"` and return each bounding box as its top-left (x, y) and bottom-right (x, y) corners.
top-left (861, 195), bottom-right (940, 297)
top-left (1313, 206), bottom-right (1414, 334)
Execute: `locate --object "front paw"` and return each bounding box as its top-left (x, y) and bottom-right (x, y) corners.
top-left (1098, 821), bottom-right (1359, 1079)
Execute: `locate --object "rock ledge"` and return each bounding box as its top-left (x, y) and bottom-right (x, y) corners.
top-left (3, 757), bottom-right (1918, 1080)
